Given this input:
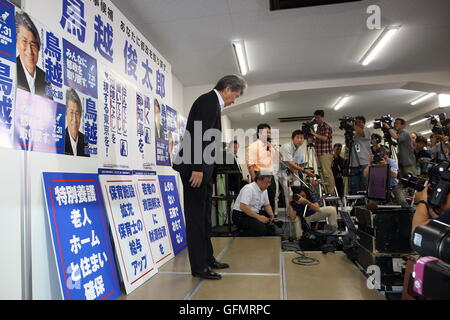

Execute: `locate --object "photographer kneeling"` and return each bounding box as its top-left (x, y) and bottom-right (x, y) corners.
top-left (288, 185), bottom-right (338, 239)
top-left (232, 172), bottom-right (280, 236)
top-left (363, 146), bottom-right (409, 207)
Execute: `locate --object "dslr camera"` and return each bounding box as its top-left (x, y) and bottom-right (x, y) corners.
top-left (401, 160), bottom-right (450, 209)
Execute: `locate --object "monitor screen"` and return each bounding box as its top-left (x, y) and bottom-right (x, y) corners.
top-left (367, 164), bottom-right (390, 201)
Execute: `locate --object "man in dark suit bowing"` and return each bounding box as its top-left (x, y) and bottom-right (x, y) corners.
top-left (15, 11), bottom-right (51, 99)
top-left (173, 75), bottom-right (247, 280)
top-left (64, 88), bottom-right (90, 157)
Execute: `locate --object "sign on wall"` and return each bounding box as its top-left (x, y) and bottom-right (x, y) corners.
top-left (99, 169), bottom-right (157, 294)
top-left (42, 172), bottom-right (121, 300)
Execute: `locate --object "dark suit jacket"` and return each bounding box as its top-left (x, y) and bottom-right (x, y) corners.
top-left (226, 153), bottom-right (244, 194)
top-left (17, 56), bottom-right (52, 99)
top-left (65, 128), bottom-right (90, 157)
top-left (173, 90), bottom-right (221, 181)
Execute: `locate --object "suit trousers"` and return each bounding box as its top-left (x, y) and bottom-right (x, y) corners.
top-left (180, 173), bottom-right (215, 273)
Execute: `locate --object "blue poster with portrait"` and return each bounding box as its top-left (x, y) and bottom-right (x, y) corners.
top-left (14, 88), bottom-right (66, 154)
top-left (42, 172), bottom-right (121, 300)
top-left (158, 175), bottom-right (187, 255)
top-left (63, 39), bottom-right (98, 99)
top-left (0, 0), bottom-right (15, 62)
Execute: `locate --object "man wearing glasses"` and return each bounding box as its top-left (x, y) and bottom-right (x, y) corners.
top-left (15, 11), bottom-right (51, 98)
top-left (65, 88), bottom-right (90, 157)
top-left (232, 171), bottom-right (277, 236)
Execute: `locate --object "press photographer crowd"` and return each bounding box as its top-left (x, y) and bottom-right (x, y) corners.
top-left (223, 109), bottom-right (450, 299)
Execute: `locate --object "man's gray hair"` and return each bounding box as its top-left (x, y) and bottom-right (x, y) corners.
top-left (214, 75), bottom-right (247, 95)
top-left (15, 11), bottom-right (41, 51)
top-left (66, 88), bottom-right (83, 114)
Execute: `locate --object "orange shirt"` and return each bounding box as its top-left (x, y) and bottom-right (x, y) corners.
top-left (247, 140), bottom-right (277, 172)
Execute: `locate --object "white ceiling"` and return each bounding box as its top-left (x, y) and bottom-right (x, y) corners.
top-left (112, 0), bottom-right (450, 142)
top-left (227, 88), bottom-right (440, 138)
top-left (112, 0), bottom-right (450, 86)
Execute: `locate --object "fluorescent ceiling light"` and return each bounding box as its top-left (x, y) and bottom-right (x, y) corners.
top-left (439, 94), bottom-right (450, 108)
top-left (409, 118), bottom-right (429, 126)
top-left (259, 103), bottom-right (266, 115)
top-left (410, 92), bottom-right (436, 106)
top-left (366, 121), bottom-right (374, 128)
top-left (419, 130), bottom-right (432, 135)
top-left (360, 25), bottom-right (401, 66)
top-left (232, 40), bottom-right (249, 76)
top-left (333, 95), bottom-right (350, 111)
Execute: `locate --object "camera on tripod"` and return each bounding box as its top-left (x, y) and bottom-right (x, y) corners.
top-left (338, 116), bottom-right (355, 131)
top-left (373, 114), bottom-right (394, 130)
top-left (301, 119), bottom-right (317, 139)
top-left (401, 160), bottom-right (450, 209)
top-left (427, 113), bottom-right (450, 136)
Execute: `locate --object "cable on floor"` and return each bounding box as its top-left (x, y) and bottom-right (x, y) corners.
top-left (291, 250), bottom-right (320, 266)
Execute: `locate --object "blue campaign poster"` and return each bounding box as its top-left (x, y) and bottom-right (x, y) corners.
top-left (63, 39), bottom-right (98, 98)
top-left (14, 88), bottom-right (66, 153)
top-left (0, 1), bottom-right (16, 62)
top-left (158, 175), bottom-right (187, 255)
top-left (42, 172), bottom-right (121, 300)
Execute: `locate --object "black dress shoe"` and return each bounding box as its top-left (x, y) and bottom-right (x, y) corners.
top-left (209, 261), bottom-right (229, 269)
top-left (191, 268), bottom-right (222, 280)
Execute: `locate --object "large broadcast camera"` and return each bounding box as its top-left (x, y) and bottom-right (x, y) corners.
top-left (373, 114), bottom-right (397, 147)
top-left (401, 160), bottom-right (450, 210)
top-left (427, 112), bottom-right (450, 136)
top-left (410, 220), bottom-right (450, 299)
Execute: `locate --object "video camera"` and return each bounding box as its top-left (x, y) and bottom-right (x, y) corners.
top-left (410, 220), bottom-right (450, 299)
top-left (373, 114), bottom-right (397, 147)
top-left (427, 113), bottom-right (450, 136)
top-left (401, 160), bottom-right (450, 209)
top-left (373, 115), bottom-right (394, 130)
top-left (301, 119), bottom-right (316, 139)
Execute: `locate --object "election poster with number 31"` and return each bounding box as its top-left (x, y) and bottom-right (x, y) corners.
top-left (42, 172), bottom-right (121, 300)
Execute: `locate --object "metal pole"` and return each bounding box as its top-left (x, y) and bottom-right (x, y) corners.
top-left (20, 150), bottom-right (32, 300)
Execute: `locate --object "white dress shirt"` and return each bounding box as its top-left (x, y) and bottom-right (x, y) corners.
top-left (21, 58), bottom-right (36, 95)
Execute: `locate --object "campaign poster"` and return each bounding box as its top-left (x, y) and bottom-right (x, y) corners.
top-left (136, 92), bottom-right (155, 169)
top-left (99, 169), bottom-right (157, 294)
top-left (63, 39), bottom-right (98, 99)
top-left (14, 88), bottom-right (66, 153)
top-left (155, 100), bottom-right (170, 166)
top-left (99, 68), bottom-right (132, 169)
top-left (0, 57), bottom-right (15, 148)
top-left (158, 175), bottom-right (187, 255)
top-left (42, 172), bottom-right (121, 300)
top-left (0, 0), bottom-right (15, 63)
top-left (165, 105), bottom-right (178, 161)
top-left (134, 170), bottom-right (174, 268)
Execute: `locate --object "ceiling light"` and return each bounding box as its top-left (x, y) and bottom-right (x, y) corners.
top-left (259, 103), bottom-right (266, 115)
top-left (409, 118), bottom-right (429, 126)
top-left (439, 94), bottom-right (450, 108)
top-left (366, 121), bottom-right (374, 128)
top-left (232, 40), bottom-right (249, 76)
top-left (410, 93), bottom-right (437, 106)
top-left (360, 25), bottom-right (401, 66)
top-left (333, 95), bottom-right (350, 111)
top-left (419, 130), bottom-right (432, 135)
